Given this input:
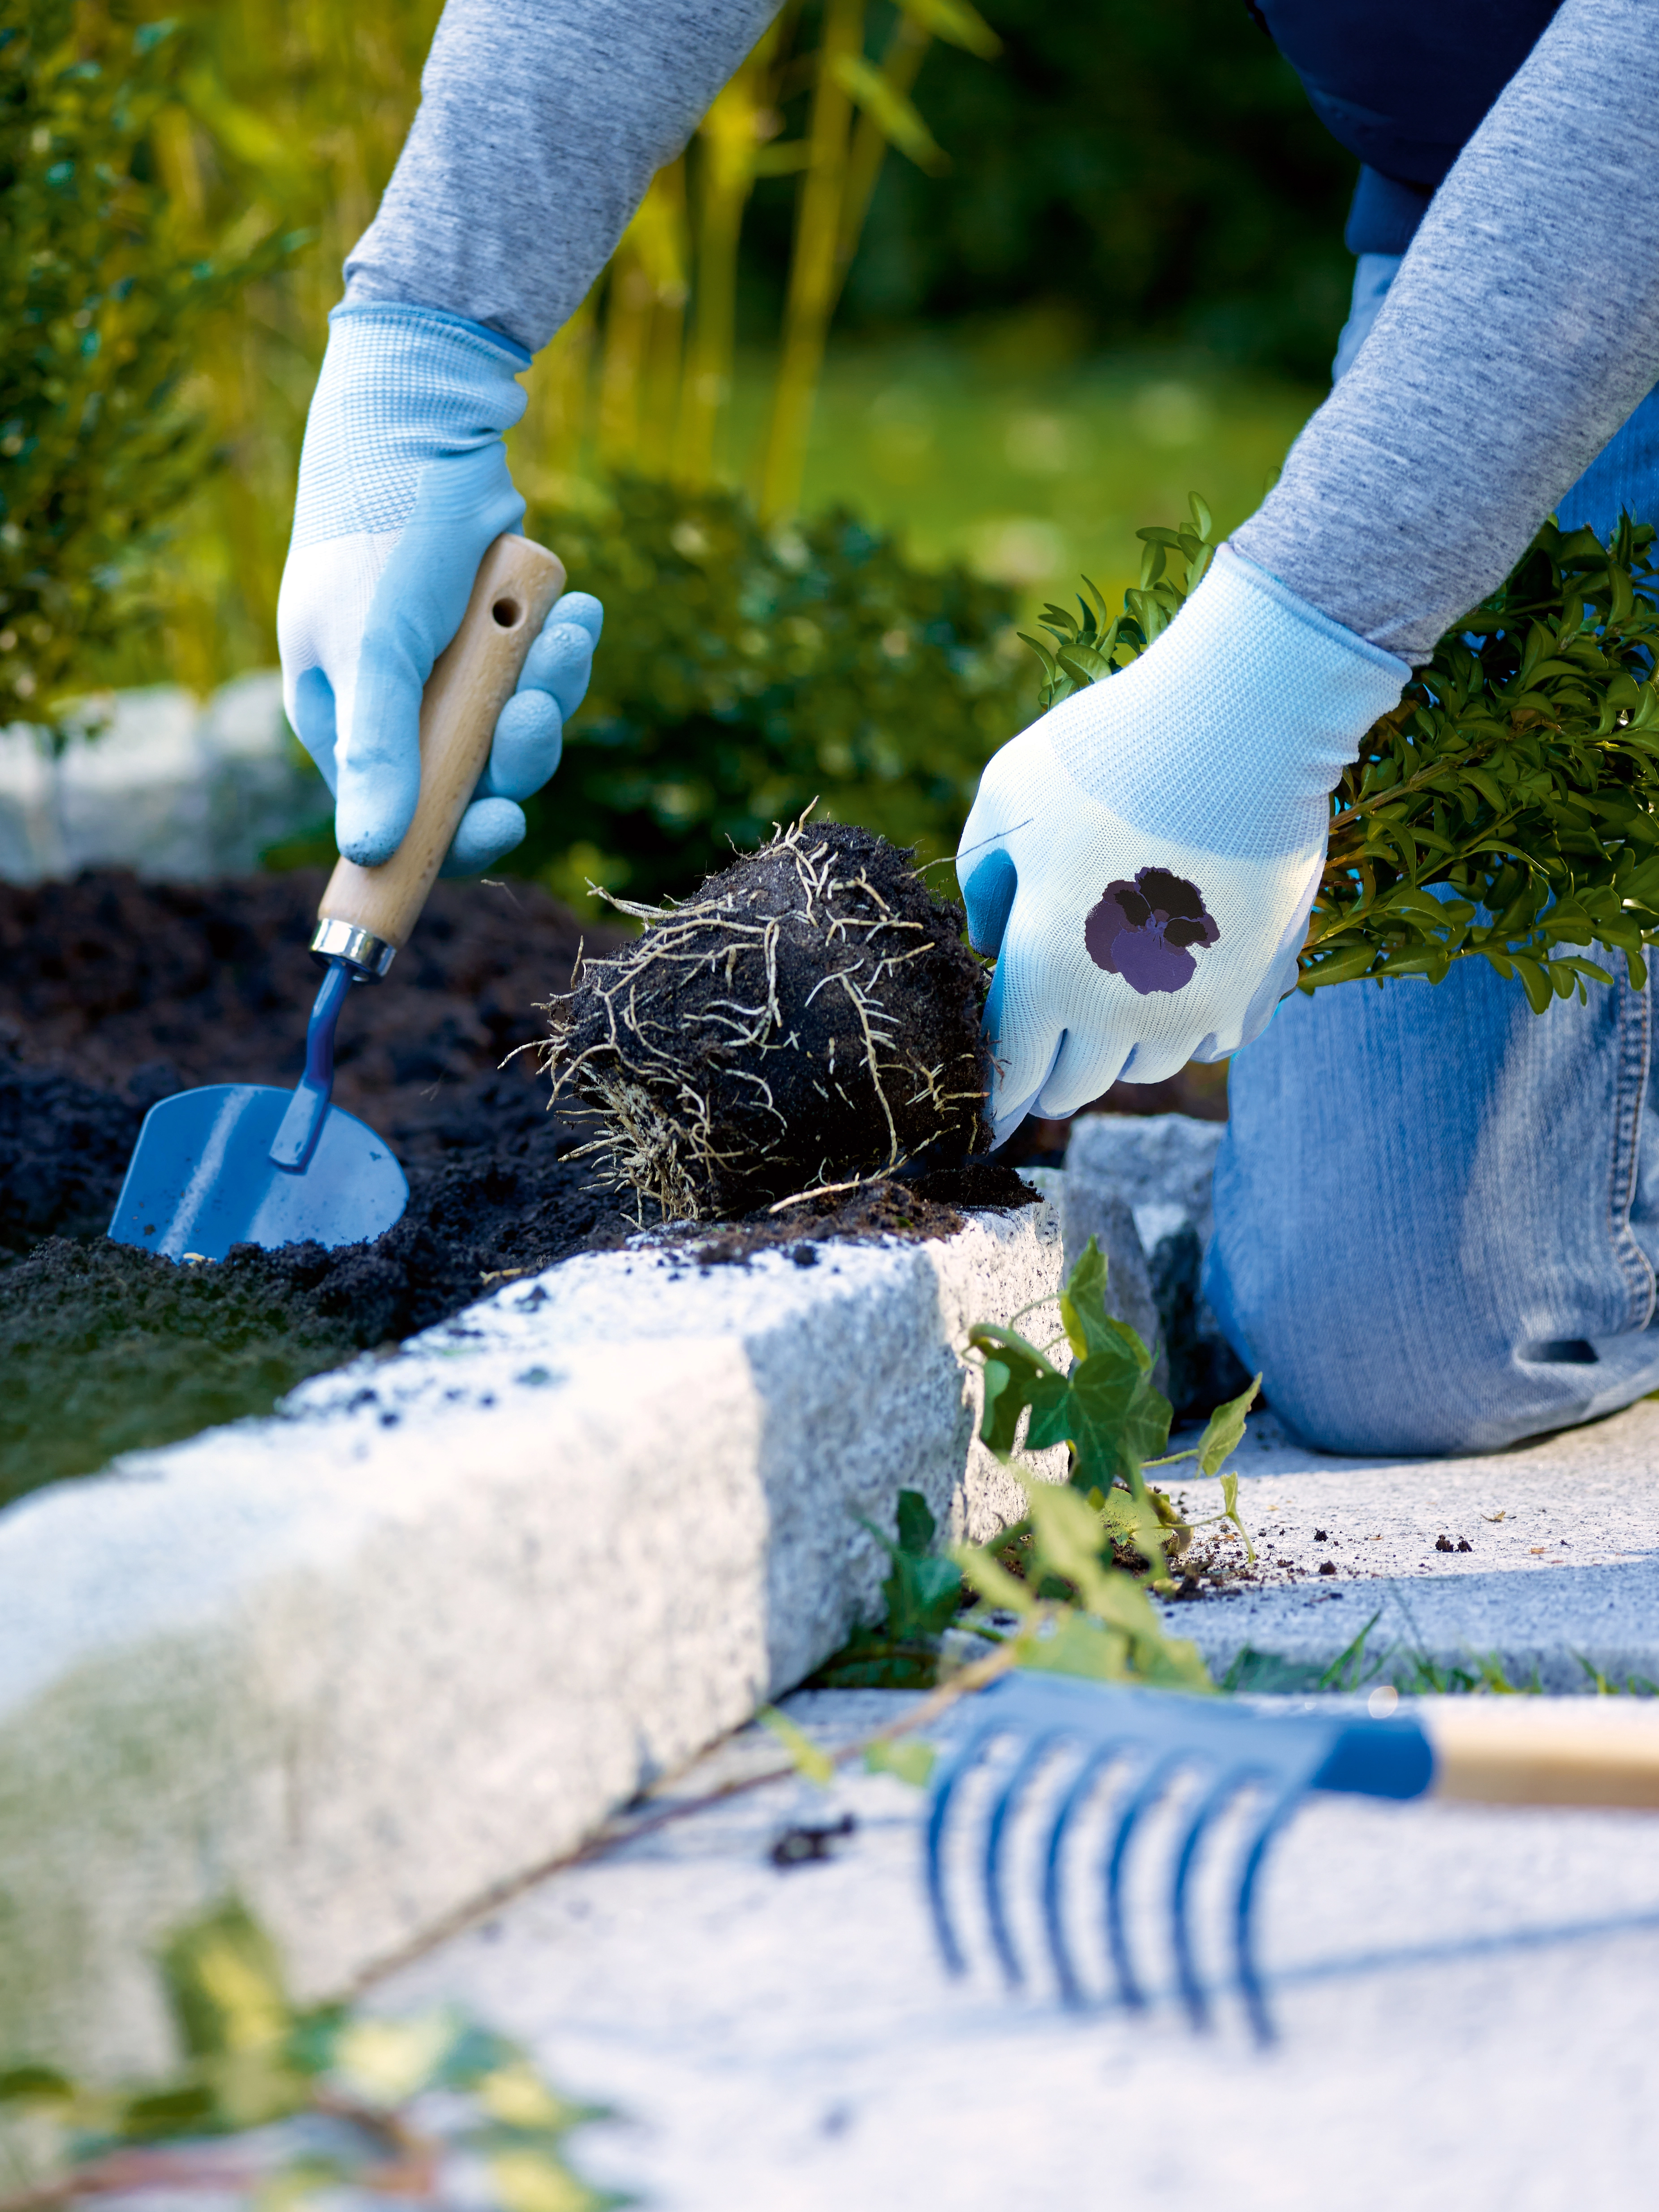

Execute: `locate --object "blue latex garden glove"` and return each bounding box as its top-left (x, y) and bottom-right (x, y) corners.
top-left (957, 545), bottom-right (1409, 1143)
top-left (277, 300), bottom-right (602, 874)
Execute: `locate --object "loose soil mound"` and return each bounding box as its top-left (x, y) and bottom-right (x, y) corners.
top-left (550, 820), bottom-right (991, 1217)
top-left (0, 869), bottom-right (1033, 1505)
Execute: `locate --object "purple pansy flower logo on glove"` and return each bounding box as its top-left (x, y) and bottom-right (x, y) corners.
top-left (1084, 867), bottom-right (1220, 995)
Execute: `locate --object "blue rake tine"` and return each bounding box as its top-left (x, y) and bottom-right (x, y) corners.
top-left (982, 1731), bottom-right (1066, 1988)
top-left (1041, 1741), bottom-right (1127, 2009)
top-left (926, 1720), bottom-right (1008, 1976)
top-left (1170, 1766), bottom-right (1258, 2031)
top-left (1104, 1750), bottom-right (1182, 2010)
top-left (1232, 1782), bottom-right (1310, 2047)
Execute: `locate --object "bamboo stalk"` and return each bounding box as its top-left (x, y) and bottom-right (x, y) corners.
top-left (678, 48), bottom-right (778, 489)
top-left (598, 167), bottom-right (689, 474)
top-left (639, 158), bottom-right (689, 479)
top-left (595, 256), bottom-right (655, 470)
top-left (758, 0), bottom-right (865, 524)
top-left (510, 291), bottom-right (597, 499)
top-left (830, 9), bottom-right (931, 320)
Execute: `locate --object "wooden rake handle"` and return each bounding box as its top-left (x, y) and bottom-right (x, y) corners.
top-left (314, 533), bottom-right (567, 972)
top-left (1426, 1699), bottom-right (1659, 1810)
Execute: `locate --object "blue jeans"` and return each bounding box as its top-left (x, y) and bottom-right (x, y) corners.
top-left (1205, 266), bottom-right (1659, 1455)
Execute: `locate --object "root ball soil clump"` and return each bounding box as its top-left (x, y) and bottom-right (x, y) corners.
top-left (549, 820), bottom-right (992, 1218)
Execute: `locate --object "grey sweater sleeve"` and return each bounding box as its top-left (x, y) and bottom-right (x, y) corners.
top-left (344, 0), bottom-right (780, 356)
top-left (1234, 0), bottom-right (1659, 665)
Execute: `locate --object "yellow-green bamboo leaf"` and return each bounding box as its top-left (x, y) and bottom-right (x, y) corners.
top-left (900, 0), bottom-right (1002, 57)
top-left (830, 53), bottom-right (948, 173)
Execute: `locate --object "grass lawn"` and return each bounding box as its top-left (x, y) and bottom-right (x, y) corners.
top-left (725, 334), bottom-right (1323, 626)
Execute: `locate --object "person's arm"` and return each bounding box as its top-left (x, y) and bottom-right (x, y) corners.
top-left (1235, 0), bottom-right (1659, 663)
top-left (961, 0), bottom-right (1659, 1136)
top-left (280, 0), bottom-right (780, 876)
top-left (344, 0), bottom-right (782, 353)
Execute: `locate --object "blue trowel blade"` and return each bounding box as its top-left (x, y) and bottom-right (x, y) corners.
top-left (108, 1084), bottom-right (409, 1263)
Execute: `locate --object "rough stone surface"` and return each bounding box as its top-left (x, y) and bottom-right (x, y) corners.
top-left (0, 1194), bottom-right (1063, 2077)
top-left (1066, 1111), bottom-right (1247, 1411)
top-left (376, 1688), bottom-right (1659, 2212)
top-left (1067, 1109), bottom-right (1224, 1249)
top-left (1158, 1399), bottom-right (1659, 1689)
top-left (0, 673), bottom-right (316, 881)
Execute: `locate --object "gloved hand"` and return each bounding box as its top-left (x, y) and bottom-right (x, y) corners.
top-left (958, 546), bottom-right (1409, 1142)
top-left (277, 300), bottom-right (602, 875)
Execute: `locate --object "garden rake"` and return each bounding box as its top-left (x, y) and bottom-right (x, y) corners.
top-left (924, 1671), bottom-right (1659, 2042)
top-left (108, 535), bottom-right (564, 1262)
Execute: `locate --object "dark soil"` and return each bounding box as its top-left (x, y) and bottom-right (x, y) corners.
top-left (0, 868), bottom-right (1034, 1506)
top-left (550, 821), bottom-right (991, 1217)
top-left (660, 1158), bottom-right (1039, 1269)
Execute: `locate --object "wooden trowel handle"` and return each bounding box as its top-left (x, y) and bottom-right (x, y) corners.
top-left (314, 533), bottom-right (567, 975)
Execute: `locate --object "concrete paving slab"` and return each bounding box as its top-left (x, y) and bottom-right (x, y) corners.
top-left (0, 1197), bottom-right (1063, 2077)
top-left (1155, 1397), bottom-right (1659, 1689)
top-left (376, 1688), bottom-right (1659, 2212)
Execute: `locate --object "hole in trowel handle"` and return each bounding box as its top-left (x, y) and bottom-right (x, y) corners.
top-left (491, 596), bottom-right (523, 629)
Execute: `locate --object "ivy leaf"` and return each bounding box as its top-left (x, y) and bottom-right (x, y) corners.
top-left (159, 1901), bottom-right (292, 2062)
top-left (864, 1738), bottom-right (937, 1787)
top-left (894, 1488), bottom-right (936, 1556)
top-left (756, 1706), bottom-right (835, 1787)
top-left (1194, 1372), bottom-right (1261, 1476)
top-left (882, 1548), bottom-right (963, 1639)
top-left (969, 1323), bottom-right (1068, 1457)
top-left (953, 1540), bottom-right (1037, 1618)
top-left (1057, 1233), bottom-right (1119, 1360)
top-left (488, 2144), bottom-right (610, 2212)
top-left (1067, 1350), bottom-right (1171, 1496)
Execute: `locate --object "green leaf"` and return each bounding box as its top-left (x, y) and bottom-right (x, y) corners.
top-left (329, 2013), bottom-right (462, 2108)
top-left (1066, 1350), bottom-right (1172, 1495)
top-left (488, 2143), bottom-right (608, 2212)
top-left (953, 1539), bottom-right (1036, 1618)
top-left (1218, 1470), bottom-right (1257, 1564)
top-left (894, 1488), bottom-right (935, 1556)
top-left (1016, 1609), bottom-right (1131, 1682)
top-left (1057, 1233), bottom-right (1120, 1360)
top-left (863, 1738), bottom-right (938, 1787)
top-left (831, 54), bottom-right (948, 172)
top-left (159, 1901), bottom-right (292, 2061)
top-left (970, 1322), bottom-right (1070, 1459)
top-left (0, 2065), bottom-right (75, 2105)
top-left (900, 0), bottom-right (1003, 58)
top-left (881, 1547), bottom-right (964, 1639)
top-left (756, 1706), bottom-right (835, 1787)
top-left (1194, 1372), bottom-right (1261, 1475)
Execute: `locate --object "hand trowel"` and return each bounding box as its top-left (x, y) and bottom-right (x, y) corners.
top-left (108, 533), bottom-right (567, 1263)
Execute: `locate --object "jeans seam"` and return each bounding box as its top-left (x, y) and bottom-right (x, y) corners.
top-left (1610, 966), bottom-right (1655, 1329)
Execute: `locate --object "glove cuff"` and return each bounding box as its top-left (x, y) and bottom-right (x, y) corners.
top-left (1043, 543), bottom-right (1410, 861)
top-left (291, 300), bottom-right (530, 552)
top-left (328, 298), bottom-right (532, 370)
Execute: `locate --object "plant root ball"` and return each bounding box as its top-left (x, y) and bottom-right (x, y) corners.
top-left (546, 819), bottom-right (992, 1219)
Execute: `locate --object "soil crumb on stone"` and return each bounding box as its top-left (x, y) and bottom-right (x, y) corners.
top-left (547, 819), bottom-right (991, 1219)
top-left (662, 1160), bottom-right (1041, 1269)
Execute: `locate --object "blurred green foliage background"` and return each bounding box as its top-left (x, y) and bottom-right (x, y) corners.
top-left (758, 0), bottom-right (1354, 378)
top-left (2, 0), bottom-right (1352, 898)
